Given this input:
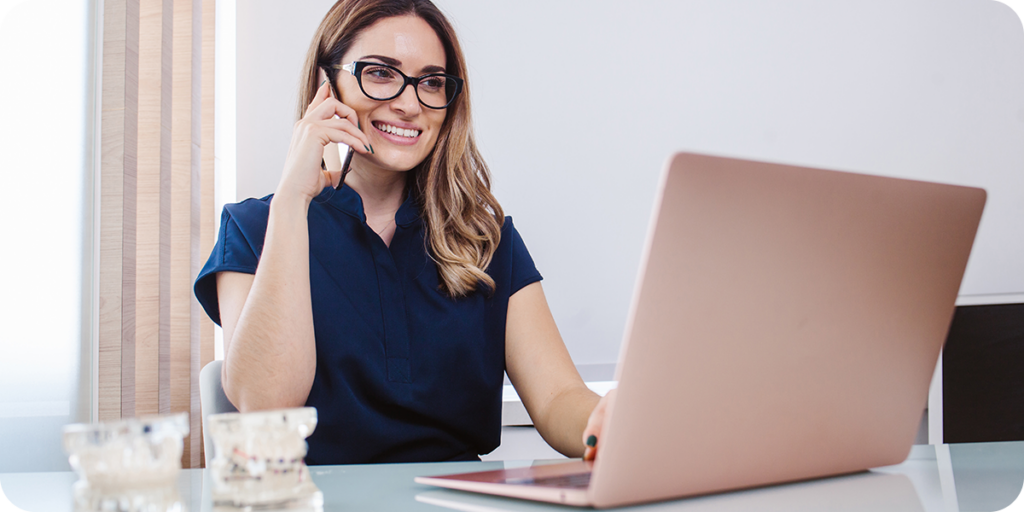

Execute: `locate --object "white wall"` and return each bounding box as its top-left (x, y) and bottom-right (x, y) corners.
top-left (0, 0), bottom-right (94, 472)
top-left (234, 0), bottom-right (1024, 370)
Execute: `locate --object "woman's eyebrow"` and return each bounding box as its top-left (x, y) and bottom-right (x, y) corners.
top-left (359, 55), bottom-right (447, 74)
top-left (360, 54), bottom-right (402, 66)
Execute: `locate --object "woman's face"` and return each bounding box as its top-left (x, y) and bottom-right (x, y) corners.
top-left (336, 15), bottom-right (449, 174)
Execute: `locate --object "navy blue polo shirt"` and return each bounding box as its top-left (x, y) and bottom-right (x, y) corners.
top-left (194, 185), bottom-right (542, 464)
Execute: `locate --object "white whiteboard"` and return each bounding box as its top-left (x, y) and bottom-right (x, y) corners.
top-left (235, 0), bottom-right (1024, 368)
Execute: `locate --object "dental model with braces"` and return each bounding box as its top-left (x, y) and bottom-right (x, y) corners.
top-left (208, 407), bottom-right (323, 509)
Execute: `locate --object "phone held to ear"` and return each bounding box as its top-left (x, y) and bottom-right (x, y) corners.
top-left (336, 146), bottom-right (355, 191)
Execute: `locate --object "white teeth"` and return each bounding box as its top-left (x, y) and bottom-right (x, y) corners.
top-left (376, 122), bottom-right (420, 138)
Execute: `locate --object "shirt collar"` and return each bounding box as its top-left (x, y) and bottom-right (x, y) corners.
top-left (395, 192), bottom-right (420, 228)
top-left (321, 184), bottom-right (421, 227)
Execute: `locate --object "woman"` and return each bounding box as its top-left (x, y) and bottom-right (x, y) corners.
top-left (195, 0), bottom-right (611, 464)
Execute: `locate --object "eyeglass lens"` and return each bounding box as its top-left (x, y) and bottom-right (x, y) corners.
top-left (358, 64), bottom-right (458, 109)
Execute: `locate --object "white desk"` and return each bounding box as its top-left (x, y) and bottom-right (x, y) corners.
top-left (2, 442), bottom-right (1022, 511)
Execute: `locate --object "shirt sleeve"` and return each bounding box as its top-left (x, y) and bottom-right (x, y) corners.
top-left (504, 218), bottom-right (543, 296)
top-left (193, 198), bottom-right (270, 326)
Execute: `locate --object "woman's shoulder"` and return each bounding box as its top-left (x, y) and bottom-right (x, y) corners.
top-left (223, 195), bottom-right (273, 217)
top-left (490, 216), bottom-right (543, 292)
top-left (218, 194), bottom-right (275, 236)
top-left (213, 194), bottom-right (275, 256)
top-left (500, 215), bottom-right (530, 235)
top-left (494, 216), bottom-right (521, 253)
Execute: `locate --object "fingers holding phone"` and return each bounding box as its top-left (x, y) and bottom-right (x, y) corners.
top-left (318, 68), bottom-right (363, 190)
top-left (277, 73), bottom-right (370, 201)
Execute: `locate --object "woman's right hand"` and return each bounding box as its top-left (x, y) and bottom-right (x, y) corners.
top-left (276, 80), bottom-right (371, 203)
top-left (582, 389), bottom-right (616, 461)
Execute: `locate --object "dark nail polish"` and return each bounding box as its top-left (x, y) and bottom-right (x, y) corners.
top-left (586, 435), bottom-right (597, 447)
top-left (363, 145), bottom-right (370, 152)
top-left (369, 144), bottom-right (375, 154)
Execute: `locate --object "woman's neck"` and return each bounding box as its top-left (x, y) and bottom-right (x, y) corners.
top-left (343, 161), bottom-right (407, 246)
top-left (344, 164), bottom-right (406, 216)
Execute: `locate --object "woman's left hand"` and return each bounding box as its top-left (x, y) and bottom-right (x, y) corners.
top-left (582, 388), bottom-right (616, 461)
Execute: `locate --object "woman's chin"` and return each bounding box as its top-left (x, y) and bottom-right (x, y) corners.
top-left (362, 151), bottom-right (429, 174)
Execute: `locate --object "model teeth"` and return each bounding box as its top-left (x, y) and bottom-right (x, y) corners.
top-left (376, 122), bottom-right (420, 138)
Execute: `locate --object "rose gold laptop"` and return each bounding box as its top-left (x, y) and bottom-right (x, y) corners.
top-left (415, 152), bottom-right (986, 509)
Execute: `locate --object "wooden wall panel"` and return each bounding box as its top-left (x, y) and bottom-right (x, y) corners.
top-left (99, 0), bottom-right (214, 468)
top-left (159, 0), bottom-right (174, 411)
top-left (200, 0), bottom-right (217, 467)
top-left (99, 0), bottom-right (139, 423)
top-left (136, 0), bottom-right (172, 418)
top-left (171, 0), bottom-right (203, 468)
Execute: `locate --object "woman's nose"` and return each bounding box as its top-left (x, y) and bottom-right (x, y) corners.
top-left (390, 84), bottom-right (422, 116)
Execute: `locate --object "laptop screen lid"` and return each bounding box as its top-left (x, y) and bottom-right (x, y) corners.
top-left (414, 152), bottom-right (985, 509)
top-left (587, 152), bottom-right (985, 507)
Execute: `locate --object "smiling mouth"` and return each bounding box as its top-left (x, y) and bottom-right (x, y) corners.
top-left (373, 121), bottom-right (421, 139)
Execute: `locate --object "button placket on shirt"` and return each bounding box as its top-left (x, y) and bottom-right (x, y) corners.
top-left (366, 224), bottom-right (413, 384)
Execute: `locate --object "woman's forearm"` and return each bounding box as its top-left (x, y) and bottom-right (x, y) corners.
top-left (533, 385), bottom-right (601, 458)
top-left (224, 194), bottom-right (318, 411)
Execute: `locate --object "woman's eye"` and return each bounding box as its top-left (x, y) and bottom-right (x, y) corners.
top-left (420, 76), bottom-right (446, 92)
top-left (365, 67), bottom-right (397, 81)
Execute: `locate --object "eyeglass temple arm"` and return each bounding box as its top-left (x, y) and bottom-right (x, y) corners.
top-left (337, 62), bottom-right (357, 76)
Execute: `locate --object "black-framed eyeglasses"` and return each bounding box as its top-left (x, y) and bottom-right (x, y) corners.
top-left (335, 61), bottom-right (463, 110)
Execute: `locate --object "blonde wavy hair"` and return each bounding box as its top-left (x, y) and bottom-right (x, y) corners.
top-left (298, 0), bottom-right (504, 297)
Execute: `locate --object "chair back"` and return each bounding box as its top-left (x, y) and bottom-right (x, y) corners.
top-left (200, 359), bottom-right (237, 467)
